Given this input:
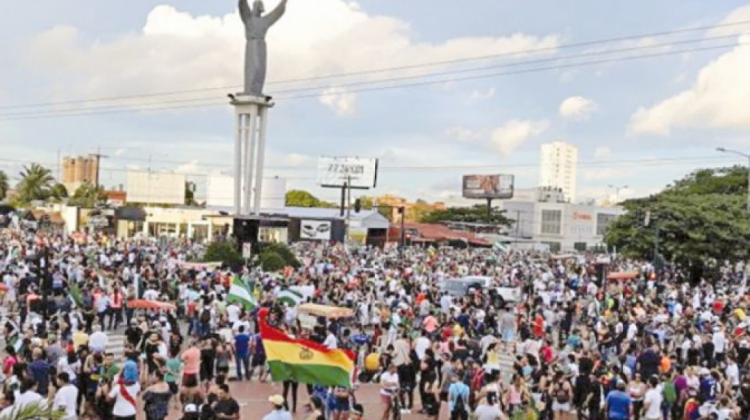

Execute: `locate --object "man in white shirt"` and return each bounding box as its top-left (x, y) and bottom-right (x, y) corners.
top-left (88, 325), bottom-right (108, 354)
top-left (323, 327), bottom-right (338, 350)
top-left (53, 372), bottom-right (78, 420)
top-left (226, 303), bottom-right (241, 327)
top-left (643, 377), bottom-right (663, 420)
top-left (413, 332), bottom-right (431, 361)
top-left (14, 377), bottom-right (44, 411)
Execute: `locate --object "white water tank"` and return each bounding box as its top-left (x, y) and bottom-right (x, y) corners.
top-left (261, 177), bottom-right (286, 211)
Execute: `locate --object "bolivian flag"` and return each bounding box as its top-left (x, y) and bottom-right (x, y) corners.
top-left (259, 308), bottom-right (355, 388)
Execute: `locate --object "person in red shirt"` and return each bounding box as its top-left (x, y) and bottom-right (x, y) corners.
top-left (533, 312), bottom-right (545, 339)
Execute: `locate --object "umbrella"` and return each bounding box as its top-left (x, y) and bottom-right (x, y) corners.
top-left (127, 299), bottom-right (177, 311)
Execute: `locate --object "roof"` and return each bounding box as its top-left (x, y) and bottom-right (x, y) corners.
top-left (394, 222), bottom-right (491, 246)
top-left (207, 206), bottom-right (389, 228)
top-left (27, 210), bottom-right (65, 225)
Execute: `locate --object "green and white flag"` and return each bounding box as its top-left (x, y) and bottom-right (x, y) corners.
top-left (227, 276), bottom-right (257, 310)
top-left (276, 287), bottom-right (303, 307)
top-left (7, 332), bottom-right (23, 353)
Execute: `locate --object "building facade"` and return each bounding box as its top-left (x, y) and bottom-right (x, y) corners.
top-left (539, 141), bottom-right (578, 202)
top-left (500, 187), bottom-right (622, 252)
top-left (61, 156), bottom-right (99, 193)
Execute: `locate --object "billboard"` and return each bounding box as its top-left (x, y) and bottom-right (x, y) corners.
top-left (300, 220), bottom-right (332, 241)
top-left (126, 171), bottom-right (186, 205)
top-left (462, 174), bottom-right (514, 199)
top-left (317, 157), bottom-right (378, 189)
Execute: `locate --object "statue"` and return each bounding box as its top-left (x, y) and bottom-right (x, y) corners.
top-left (239, 0), bottom-right (287, 96)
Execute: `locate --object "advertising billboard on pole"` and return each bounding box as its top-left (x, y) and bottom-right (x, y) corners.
top-left (462, 174), bottom-right (515, 199)
top-left (317, 157), bottom-right (378, 189)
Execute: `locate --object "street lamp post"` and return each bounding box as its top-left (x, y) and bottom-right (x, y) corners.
top-left (716, 147), bottom-right (750, 212)
top-left (608, 184), bottom-right (628, 203)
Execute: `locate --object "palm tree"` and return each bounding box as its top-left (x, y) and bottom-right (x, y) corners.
top-left (16, 163), bottom-right (55, 203)
top-left (0, 170), bottom-right (8, 201)
top-left (49, 183), bottom-right (69, 203)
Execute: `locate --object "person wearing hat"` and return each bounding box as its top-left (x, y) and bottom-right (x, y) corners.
top-left (261, 393), bottom-right (291, 420)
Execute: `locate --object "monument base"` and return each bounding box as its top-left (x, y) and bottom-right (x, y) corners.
top-left (231, 95), bottom-right (275, 216)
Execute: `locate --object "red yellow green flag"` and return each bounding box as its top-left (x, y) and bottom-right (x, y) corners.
top-left (258, 308), bottom-right (355, 388)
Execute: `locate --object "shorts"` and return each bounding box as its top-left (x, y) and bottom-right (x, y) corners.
top-left (169, 382), bottom-right (179, 395)
top-left (334, 399), bottom-right (350, 412)
top-left (503, 329), bottom-right (515, 343)
top-left (182, 373), bottom-right (198, 388)
top-left (252, 355), bottom-right (267, 367)
top-left (440, 391), bottom-right (449, 402)
top-left (552, 402), bottom-right (570, 412)
top-left (380, 394), bottom-right (393, 405)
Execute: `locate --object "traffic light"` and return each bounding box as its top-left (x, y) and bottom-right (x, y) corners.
top-left (354, 199), bottom-right (362, 213)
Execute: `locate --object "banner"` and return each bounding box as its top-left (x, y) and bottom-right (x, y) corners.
top-left (462, 174), bottom-right (515, 199)
top-left (317, 156), bottom-right (378, 189)
top-left (300, 220), bottom-right (332, 241)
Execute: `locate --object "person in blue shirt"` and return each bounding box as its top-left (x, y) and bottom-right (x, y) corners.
top-left (234, 325), bottom-right (251, 380)
top-left (606, 381), bottom-right (633, 420)
top-left (27, 348), bottom-right (50, 397)
top-left (447, 375), bottom-right (470, 420)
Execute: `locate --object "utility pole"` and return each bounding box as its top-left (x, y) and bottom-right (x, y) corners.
top-left (89, 147), bottom-right (109, 190)
top-left (399, 206), bottom-right (406, 257)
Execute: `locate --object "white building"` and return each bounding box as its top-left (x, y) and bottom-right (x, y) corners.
top-left (539, 140), bottom-right (578, 202)
top-left (499, 187), bottom-right (623, 252)
top-left (206, 175), bottom-right (287, 210)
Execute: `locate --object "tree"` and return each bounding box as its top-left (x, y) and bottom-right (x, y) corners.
top-left (0, 170), bottom-right (8, 201)
top-left (204, 241), bottom-right (244, 267)
top-left (262, 242), bottom-right (300, 267)
top-left (48, 183), bottom-right (69, 203)
top-left (260, 251), bottom-right (286, 272)
top-left (420, 204), bottom-right (513, 227)
top-left (16, 163), bottom-right (55, 203)
top-left (68, 183), bottom-right (106, 208)
top-left (605, 166), bottom-right (750, 279)
top-left (286, 190), bottom-right (322, 207)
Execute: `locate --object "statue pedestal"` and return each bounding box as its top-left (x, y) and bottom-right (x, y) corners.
top-left (231, 94), bottom-right (274, 216)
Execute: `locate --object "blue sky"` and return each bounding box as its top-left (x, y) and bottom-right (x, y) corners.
top-left (1, 0), bottom-right (749, 204)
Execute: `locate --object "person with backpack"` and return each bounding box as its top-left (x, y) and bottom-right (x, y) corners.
top-left (448, 374), bottom-right (470, 420)
top-left (662, 373), bottom-right (679, 420)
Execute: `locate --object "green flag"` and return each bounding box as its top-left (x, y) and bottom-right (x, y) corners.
top-left (276, 287), bottom-right (303, 307)
top-left (68, 282), bottom-right (83, 307)
top-left (227, 276), bottom-right (257, 310)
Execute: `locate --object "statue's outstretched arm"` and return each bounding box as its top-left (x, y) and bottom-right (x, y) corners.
top-left (265, 0), bottom-right (287, 26)
top-left (239, 0), bottom-right (251, 24)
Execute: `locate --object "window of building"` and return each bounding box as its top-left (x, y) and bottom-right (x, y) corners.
top-left (542, 241), bottom-right (561, 253)
top-left (574, 242), bottom-right (587, 252)
top-left (596, 213), bottom-right (617, 236)
top-left (541, 209), bottom-right (562, 235)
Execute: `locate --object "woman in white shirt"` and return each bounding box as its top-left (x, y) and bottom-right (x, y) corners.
top-left (57, 352), bottom-right (81, 384)
top-left (107, 361), bottom-right (141, 420)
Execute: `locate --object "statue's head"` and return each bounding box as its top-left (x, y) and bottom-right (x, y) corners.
top-left (253, 0), bottom-right (265, 16)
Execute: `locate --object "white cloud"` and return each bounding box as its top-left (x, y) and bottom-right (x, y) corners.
top-left (593, 146), bottom-right (611, 160)
top-left (630, 8), bottom-right (750, 135)
top-left (114, 148), bottom-right (128, 156)
top-left (319, 87), bottom-right (356, 116)
top-left (445, 127), bottom-right (478, 143)
top-left (491, 119), bottom-right (548, 156)
top-left (284, 153), bottom-right (311, 166)
top-left (559, 96), bottom-right (597, 120)
top-left (470, 87), bottom-right (496, 101)
top-left (26, 1), bottom-right (559, 112)
top-left (175, 160), bottom-right (201, 174)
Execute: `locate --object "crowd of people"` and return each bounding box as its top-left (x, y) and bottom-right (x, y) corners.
top-left (0, 227), bottom-right (749, 420)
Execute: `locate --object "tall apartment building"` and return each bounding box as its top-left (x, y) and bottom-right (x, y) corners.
top-left (61, 155), bottom-right (99, 193)
top-left (539, 141), bottom-right (578, 202)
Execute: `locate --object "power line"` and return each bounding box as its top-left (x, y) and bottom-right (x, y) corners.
top-left (3, 31), bottom-right (738, 120)
top-left (0, 41), bottom-right (744, 122)
top-left (0, 19), bottom-right (748, 111)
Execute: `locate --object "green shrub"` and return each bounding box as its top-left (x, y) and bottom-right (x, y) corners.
top-left (204, 241), bottom-right (244, 267)
top-left (262, 242), bottom-right (300, 268)
top-left (260, 251), bottom-right (286, 272)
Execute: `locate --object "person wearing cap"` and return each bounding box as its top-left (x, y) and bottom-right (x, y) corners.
top-left (261, 393), bottom-right (290, 420)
